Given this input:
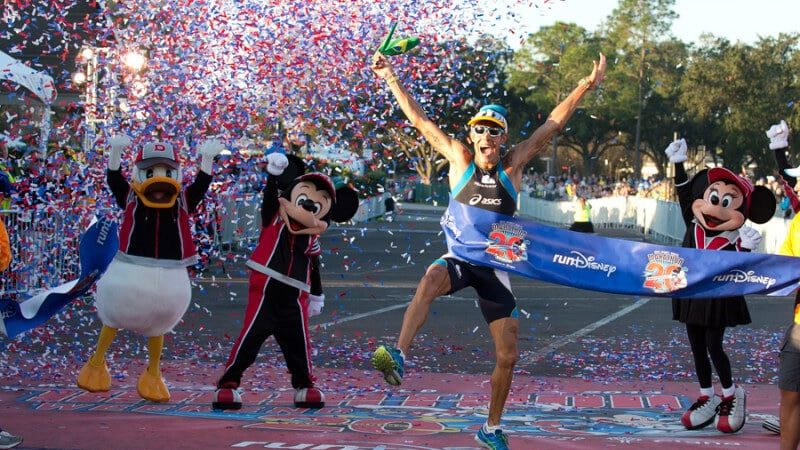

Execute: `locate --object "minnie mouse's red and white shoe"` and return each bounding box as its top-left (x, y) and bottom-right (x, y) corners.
top-left (681, 394), bottom-right (721, 430)
top-left (716, 386), bottom-right (746, 433)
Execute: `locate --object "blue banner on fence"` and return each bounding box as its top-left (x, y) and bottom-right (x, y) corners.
top-left (0, 217), bottom-right (118, 338)
top-left (442, 198), bottom-right (800, 298)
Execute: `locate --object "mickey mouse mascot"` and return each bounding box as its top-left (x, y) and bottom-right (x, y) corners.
top-left (77, 135), bottom-right (224, 402)
top-left (665, 138), bottom-right (775, 433)
top-left (213, 152), bottom-right (358, 410)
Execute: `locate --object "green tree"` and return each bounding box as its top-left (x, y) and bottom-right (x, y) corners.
top-left (680, 34), bottom-right (800, 176)
top-left (507, 23), bottom-right (626, 177)
top-left (604, 0), bottom-right (678, 179)
top-left (635, 38), bottom-right (689, 177)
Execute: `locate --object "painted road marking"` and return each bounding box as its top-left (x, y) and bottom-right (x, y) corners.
top-left (519, 297), bottom-right (652, 365)
top-left (315, 303), bottom-right (410, 329)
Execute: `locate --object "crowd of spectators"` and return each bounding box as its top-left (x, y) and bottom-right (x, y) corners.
top-left (521, 171), bottom-right (664, 201)
top-left (522, 171), bottom-right (798, 220)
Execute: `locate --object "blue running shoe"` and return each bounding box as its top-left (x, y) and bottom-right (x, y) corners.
top-left (475, 427), bottom-right (510, 450)
top-left (372, 344), bottom-right (404, 386)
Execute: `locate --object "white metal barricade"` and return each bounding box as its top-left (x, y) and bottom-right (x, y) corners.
top-left (1, 209), bottom-right (88, 294)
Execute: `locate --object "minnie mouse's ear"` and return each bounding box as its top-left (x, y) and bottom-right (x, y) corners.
top-left (274, 154), bottom-right (307, 189)
top-left (748, 186), bottom-right (776, 224)
top-left (330, 187), bottom-right (359, 223)
top-left (691, 169), bottom-right (711, 199)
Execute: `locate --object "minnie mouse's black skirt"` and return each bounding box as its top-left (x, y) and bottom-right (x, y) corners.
top-left (672, 296), bottom-right (751, 328)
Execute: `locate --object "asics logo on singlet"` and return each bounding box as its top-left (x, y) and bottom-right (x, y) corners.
top-left (469, 194), bottom-right (502, 206)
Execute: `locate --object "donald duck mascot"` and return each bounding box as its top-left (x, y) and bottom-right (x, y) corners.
top-left (77, 135), bottom-right (223, 402)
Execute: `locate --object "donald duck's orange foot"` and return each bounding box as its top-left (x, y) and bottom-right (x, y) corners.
top-left (77, 361), bottom-right (111, 393)
top-left (137, 370), bottom-right (170, 403)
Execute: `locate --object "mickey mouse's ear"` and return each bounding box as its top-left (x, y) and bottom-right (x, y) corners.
top-left (330, 187), bottom-right (359, 223)
top-left (274, 154), bottom-right (306, 189)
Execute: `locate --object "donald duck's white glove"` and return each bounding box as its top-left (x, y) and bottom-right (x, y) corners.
top-left (307, 294), bottom-right (325, 317)
top-left (766, 120), bottom-right (790, 150)
top-left (107, 134), bottom-right (132, 171)
top-left (198, 138), bottom-right (226, 175)
top-left (739, 226), bottom-right (762, 250)
top-left (267, 152), bottom-right (289, 176)
top-left (664, 138), bottom-right (688, 164)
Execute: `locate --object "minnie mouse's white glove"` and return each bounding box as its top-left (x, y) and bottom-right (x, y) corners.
top-left (739, 226), bottom-right (762, 250)
top-left (267, 152), bottom-right (289, 176)
top-left (307, 294), bottom-right (325, 317)
top-left (664, 138), bottom-right (687, 163)
top-left (766, 120), bottom-right (790, 150)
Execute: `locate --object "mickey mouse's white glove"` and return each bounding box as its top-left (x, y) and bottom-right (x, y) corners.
top-left (739, 226), bottom-right (762, 250)
top-left (107, 134), bottom-right (132, 170)
top-left (766, 120), bottom-right (790, 150)
top-left (198, 138), bottom-right (225, 174)
top-left (307, 294), bottom-right (325, 317)
top-left (664, 138), bottom-right (687, 163)
top-left (267, 152), bottom-right (289, 176)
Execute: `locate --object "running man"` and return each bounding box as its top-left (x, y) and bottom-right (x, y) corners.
top-left (370, 50), bottom-right (605, 449)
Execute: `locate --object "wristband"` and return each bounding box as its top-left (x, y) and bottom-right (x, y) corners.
top-left (385, 74), bottom-right (399, 85)
top-left (578, 77), bottom-right (595, 90)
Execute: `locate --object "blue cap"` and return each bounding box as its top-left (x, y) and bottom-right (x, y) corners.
top-left (467, 104), bottom-right (508, 130)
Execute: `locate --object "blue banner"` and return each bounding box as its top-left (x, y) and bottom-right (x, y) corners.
top-left (0, 217), bottom-right (118, 338)
top-left (441, 198), bottom-right (800, 298)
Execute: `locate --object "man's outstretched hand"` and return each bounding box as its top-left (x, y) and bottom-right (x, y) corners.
top-left (586, 53), bottom-right (607, 89)
top-left (371, 51), bottom-right (396, 81)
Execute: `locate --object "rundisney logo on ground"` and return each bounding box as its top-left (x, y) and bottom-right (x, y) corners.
top-left (713, 270), bottom-right (777, 289)
top-left (552, 250), bottom-right (617, 277)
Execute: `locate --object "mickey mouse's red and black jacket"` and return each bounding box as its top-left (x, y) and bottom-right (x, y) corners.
top-left (245, 176), bottom-right (322, 295)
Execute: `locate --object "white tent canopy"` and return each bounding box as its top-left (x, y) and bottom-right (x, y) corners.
top-left (0, 50), bottom-right (56, 153)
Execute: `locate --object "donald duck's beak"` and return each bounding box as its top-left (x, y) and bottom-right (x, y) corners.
top-left (132, 177), bottom-right (181, 209)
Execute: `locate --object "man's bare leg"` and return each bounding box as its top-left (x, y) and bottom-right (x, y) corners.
top-left (396, 263), bottom-right (452, 354)
top-left (487, 317), bottom-right (519, 426)
top-left (781, 389), bottom-right (800, 450)
top-left (373, 262), bottom-right (452, 385)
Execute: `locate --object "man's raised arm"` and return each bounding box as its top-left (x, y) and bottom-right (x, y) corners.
top-left (508, 53), bottom-right (607, 173)
top-left (371, 52), bottom-right (469, 165)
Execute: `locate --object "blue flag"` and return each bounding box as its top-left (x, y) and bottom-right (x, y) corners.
top-left (0, 217), bottom-right (118, 338)
top-left (442, 198), bottom-right (800, 298)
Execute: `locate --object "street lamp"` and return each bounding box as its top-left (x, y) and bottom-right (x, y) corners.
top-left (72, 47), bottom-right (148, 151)
top-left (73, 46), bottom-right (103, 152)
top-left (71, 71), bottom-right (87, 85)
top-left (122, 50), bottom-right (147, 72)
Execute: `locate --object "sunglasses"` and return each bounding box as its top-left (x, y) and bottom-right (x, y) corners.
top-left (472, 125), bottom-right (505, 136)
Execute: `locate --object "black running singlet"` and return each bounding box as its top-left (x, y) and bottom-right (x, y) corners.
top-left (452, 161), bottom-right (517, 216)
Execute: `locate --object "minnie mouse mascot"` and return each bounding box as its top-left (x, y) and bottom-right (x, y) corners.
top-left (666, 138), bottom-right (775, 433)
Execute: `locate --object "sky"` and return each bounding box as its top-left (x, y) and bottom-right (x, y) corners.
top-left (513, 0), bottom-right (798, 48)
